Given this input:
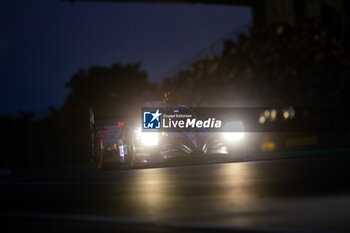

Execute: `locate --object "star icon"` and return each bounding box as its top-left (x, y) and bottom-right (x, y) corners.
top-left (151, 109), bottom-right (161, 122)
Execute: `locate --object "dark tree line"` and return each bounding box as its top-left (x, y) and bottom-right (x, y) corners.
top-left (0, 63), bottom-right (160, 171)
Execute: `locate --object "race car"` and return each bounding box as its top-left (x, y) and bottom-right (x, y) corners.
top-left (90, 96), bottom-right (246, 169)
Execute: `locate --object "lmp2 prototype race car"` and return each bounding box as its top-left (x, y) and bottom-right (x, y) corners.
top-left (89, 97), bottom-right (246, 170)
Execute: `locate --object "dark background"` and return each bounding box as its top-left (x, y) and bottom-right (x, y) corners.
top-left (0, 0), bottom-right (251, 115)
top-left (1, 0), bottom-right (350, 172)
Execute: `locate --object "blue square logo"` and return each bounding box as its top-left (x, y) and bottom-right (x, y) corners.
top-left (143, 109), bottom-right (162, 129)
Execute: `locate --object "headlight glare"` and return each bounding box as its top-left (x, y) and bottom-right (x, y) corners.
top-left (137, 128), bottom-right (158, 146)
top-left (222, 132), bottom-right (244, 141)
top-left (222, 121), bottom-right (245, 142)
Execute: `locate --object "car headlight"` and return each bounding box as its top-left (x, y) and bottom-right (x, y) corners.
top-left (222, 132), bottom-right (245, 141)
top-left (222, 121), bottom-right (245, 142)
top-left (137, 128), bottom-right (158, 146)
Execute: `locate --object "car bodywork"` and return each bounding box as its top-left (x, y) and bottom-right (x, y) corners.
top-left (90, 102), bottom-right (246, 169)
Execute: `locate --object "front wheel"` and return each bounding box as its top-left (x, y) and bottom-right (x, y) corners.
top-left (95, 133), bottom-right (120, 170)
top-left (126, 139), bottom-right (137, 169)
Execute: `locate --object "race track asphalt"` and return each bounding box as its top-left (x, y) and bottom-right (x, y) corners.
top-left (1, 153), bottom-right (350, 233)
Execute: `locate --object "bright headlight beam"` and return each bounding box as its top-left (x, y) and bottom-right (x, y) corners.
top-left (222, 121), bottom-right (245, 141)
top-left (138, 128), bottom-right (158, 146)
top-left (223, 132), bottom-right (245, 141)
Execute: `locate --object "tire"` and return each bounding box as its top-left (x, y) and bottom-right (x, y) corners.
top-left (126, 139), bottom-right (137, 169)
top-left (95, 133), bottom-right (120, 170)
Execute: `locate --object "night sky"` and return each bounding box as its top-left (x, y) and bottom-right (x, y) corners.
top-left (0, 0), bottom-right (251, 115)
